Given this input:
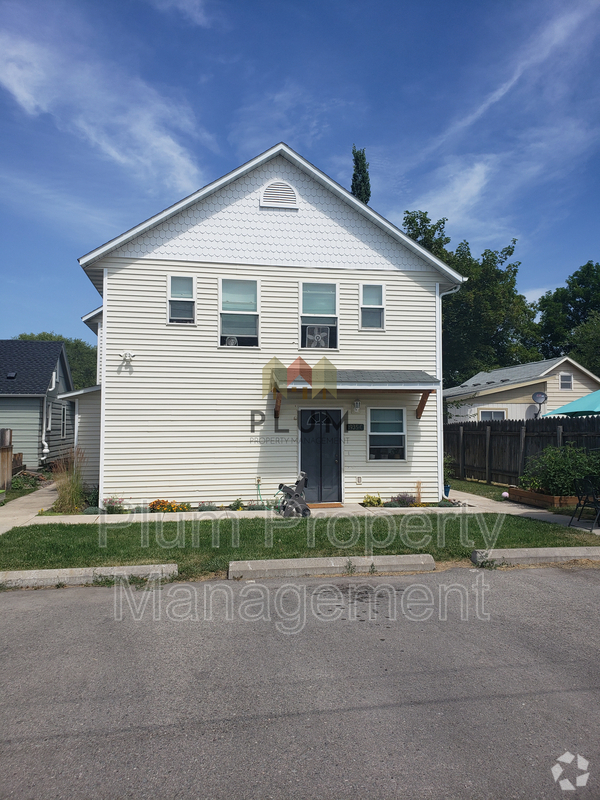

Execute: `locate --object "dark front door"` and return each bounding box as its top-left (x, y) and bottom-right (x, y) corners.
top-left (300, 410), bottom-right (341, 503)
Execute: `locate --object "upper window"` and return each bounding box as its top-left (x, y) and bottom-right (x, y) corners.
top-left (220, 279), bottom-right (259, 347)
top-left (560, 373), bottom-right (573, 390)
top-left (360, 284), bottom-right (385, 329)
top-left (480, 410), bottom-right (506, 421)
top-left (301, 282), bottom-right (338, 348)
top-left (368, 408), bottom-right (405, 460)
top-left (168, 276), bottom-right (195, 324)
top-left (260, 181), bottom-right (298, 209)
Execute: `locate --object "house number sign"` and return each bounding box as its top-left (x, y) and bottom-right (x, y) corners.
top-left (346, 424), bottom-right (365, 431)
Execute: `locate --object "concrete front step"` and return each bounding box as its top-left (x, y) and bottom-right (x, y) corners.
top-left (228, 554), bottom-right (435, 580)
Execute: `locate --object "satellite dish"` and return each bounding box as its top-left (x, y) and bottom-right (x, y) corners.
top-left (532, 391), bottom-right (547, 404)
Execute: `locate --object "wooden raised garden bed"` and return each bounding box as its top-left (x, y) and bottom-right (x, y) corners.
top-left (508, 487), bottom-right (578, 509)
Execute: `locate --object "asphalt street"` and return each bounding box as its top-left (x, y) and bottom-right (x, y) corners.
top-left (1, 566), bottom-right (599, 799)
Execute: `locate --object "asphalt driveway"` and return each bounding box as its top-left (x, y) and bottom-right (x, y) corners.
top-left (1, 566), bottom-right (598, 799)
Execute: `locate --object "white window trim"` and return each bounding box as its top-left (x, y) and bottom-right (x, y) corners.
top-left (299, 280), bottom-right (340, 351)
top-left (61, 405), bottom-right (67, 439)
top-left (367, 407), bottom-right (407, 462)
top-left (559, 372), bottom-right (573, 390)
top-left (167, 274), bottom-right (196, 326)
top-left (218, 277), bottom-right (261, 349)
top-left (478, 408), bottom-right (507, 421)
top-left (359, 283), bottom-right (386, 331)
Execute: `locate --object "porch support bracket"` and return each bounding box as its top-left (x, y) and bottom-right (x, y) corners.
top-left (415, 389), bottom-right (433, 420)
top-left (274, 390), bottom-right (283, 419)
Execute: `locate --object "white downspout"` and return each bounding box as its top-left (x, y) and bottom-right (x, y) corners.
top-left (40, 371), bottom-right (56, 463)
top-left (437, 283), bottom-right (465, 498)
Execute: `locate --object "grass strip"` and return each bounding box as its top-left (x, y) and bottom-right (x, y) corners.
top-left (0, 515), bottom-right (598, 581)
top-left (449, 479), bottom-right (507, 502)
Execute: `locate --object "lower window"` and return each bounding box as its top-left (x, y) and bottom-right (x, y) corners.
top-left (368, 408), bottom-right (405, 459)
top-left (480, 410), bottom-right (505, 421)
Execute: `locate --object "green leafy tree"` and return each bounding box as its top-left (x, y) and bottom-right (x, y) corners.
top-left (403, 210), bottom-right (541, 386)
top-left (537, 261), bottom-right (600, 357)
top-left (15, 332), bottom-right (96, 390)
top-left (351, 145), bottom-right (371, 205)
top-left (569, 310), bottom-right (600, 376)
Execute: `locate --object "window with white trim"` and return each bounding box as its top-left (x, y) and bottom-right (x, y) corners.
top-left (368, 408), bottom-right (405, 460)
top-left (168, 276), bottom-right (195, 324)
top-left (480, 410), bottom-right (506, 421)
top-left (61, 405), bottom-right (67, 439)
top-left (560, 373), bottom-right (573, 390)
top-left (360, 284), bottom-right (385, 329)
top-left (220, 279), bottom-right (259, 347)
top-left (301, 282), bottom-right (338, 348)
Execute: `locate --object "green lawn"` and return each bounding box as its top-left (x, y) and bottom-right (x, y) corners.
top-left (449, 479), bottom-right (507, 502)
top-left (0, 514), bottom-right (597, 580)
top-left (0, 486), bottom-right (37, 506)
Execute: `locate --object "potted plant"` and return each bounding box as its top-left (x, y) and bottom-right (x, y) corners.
top-left (443, 454), bottom-right (454, 498)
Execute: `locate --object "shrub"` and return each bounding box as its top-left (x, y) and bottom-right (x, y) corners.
top-left (384, 493), bottom-right (416, 507)
top-left (363, 493), bottom-right (383, 507)
top-left (103, 496), bottom-right (129, 514)
top-left (197, 502), bottom-right (218, 511)
top-left (520, 444), bottom-right (600, 496)
top-left (228, 498), bottom-right (244, 510)
top-left (443, 454), bottom-right (454, 484)
top-left (53, 452), bottom-right (86, 514)
top-left (148, 499), bottom-right (192, 513)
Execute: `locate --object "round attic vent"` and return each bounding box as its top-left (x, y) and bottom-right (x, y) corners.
top-left (260, 181), bottom-right (298, 209)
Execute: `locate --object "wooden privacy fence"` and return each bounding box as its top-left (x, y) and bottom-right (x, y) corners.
top-left (444, 417), bottom-right (600, 485)
top-left (0, 428), bottom-right (13, 491)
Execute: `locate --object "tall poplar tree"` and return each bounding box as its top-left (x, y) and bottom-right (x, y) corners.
top-left (351, 145), bottom-right (371, 205)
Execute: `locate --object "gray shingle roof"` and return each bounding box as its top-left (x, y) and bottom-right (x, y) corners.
top-left (335, 370), bottom-right (439, 386)
top-left (0, 341), bottom-right (65, 395)
top-left (443, 357), bottom-right (577, 400)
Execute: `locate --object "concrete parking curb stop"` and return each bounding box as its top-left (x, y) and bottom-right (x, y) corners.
top-left (471, 547), bottom-right (600, 567)
top-left (0, 563), bottom-right (178, 589)
top-left (228, 554), bottom-right (435, 579)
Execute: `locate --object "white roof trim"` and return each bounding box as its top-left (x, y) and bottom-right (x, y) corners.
top-left (82, 307), bottom-right (103, 322)
top-left (78, 143), bottom-right (466, 286)
top-left (59, 385), bottom-right (101, 399)
top-left (539, 355), bottom-right (600, 383)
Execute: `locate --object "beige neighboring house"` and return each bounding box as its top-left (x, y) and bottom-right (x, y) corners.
top-left (444, 357), bottom-right (600, 422)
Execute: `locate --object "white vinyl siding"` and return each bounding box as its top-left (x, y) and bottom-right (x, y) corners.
top-left (98, 259), bottom-right (439, 504)
top-left (76, 390), bottom-right (101, 486)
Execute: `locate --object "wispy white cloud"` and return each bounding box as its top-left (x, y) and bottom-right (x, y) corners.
top-left (146, 0), bottom-right (211, 26)
top-left (523, 286), bottom-right (553, 304)
top-left (0, 29), bottom-right (212, 194)
top-left (229, 82), bottom-right (351, 157)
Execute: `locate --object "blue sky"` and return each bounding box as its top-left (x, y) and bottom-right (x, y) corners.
top-left (1, 0), bottom-right (600, 345)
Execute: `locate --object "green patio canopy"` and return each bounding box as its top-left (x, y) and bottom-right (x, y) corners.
top-left (544, 389), bottom-right (600, 417)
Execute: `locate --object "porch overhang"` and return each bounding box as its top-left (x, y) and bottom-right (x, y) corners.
top-left (272, 370), bottom-right (439, 419)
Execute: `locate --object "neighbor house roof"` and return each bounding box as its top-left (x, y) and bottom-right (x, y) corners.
top-left (443, 356), bottom-right (600, 401)
top-left (79, 142), bottom-right (467, 294)
top-left (0, 340), bottom-right (70, 396)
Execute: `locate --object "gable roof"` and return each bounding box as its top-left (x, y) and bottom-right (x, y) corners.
top-left (443, 356), bottom-right (600, 401)
top-left (79, 142), bottom-right (466, 292)
top-left (0, 341), bottom-right (71, 396)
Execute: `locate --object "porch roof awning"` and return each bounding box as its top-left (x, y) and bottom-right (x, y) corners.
top-left (331, 370), bottom-right (440, 390)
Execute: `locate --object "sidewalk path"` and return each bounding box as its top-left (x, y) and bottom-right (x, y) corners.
top-left (0, 483), bottom-right (58, 535)
top-left (0, 484), bottom-right (596, 535)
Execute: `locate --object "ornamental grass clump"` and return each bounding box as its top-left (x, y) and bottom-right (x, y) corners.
top-left (520, 444), bottom-right (600, 497)
top-left (53, 450), bottom-right (86, 514)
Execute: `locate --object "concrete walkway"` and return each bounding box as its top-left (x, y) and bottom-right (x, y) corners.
top-left (0, 483), bottom-right (596, 535)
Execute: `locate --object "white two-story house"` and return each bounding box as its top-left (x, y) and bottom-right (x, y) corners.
top-left (73, 143), bottom-right (465, 506)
